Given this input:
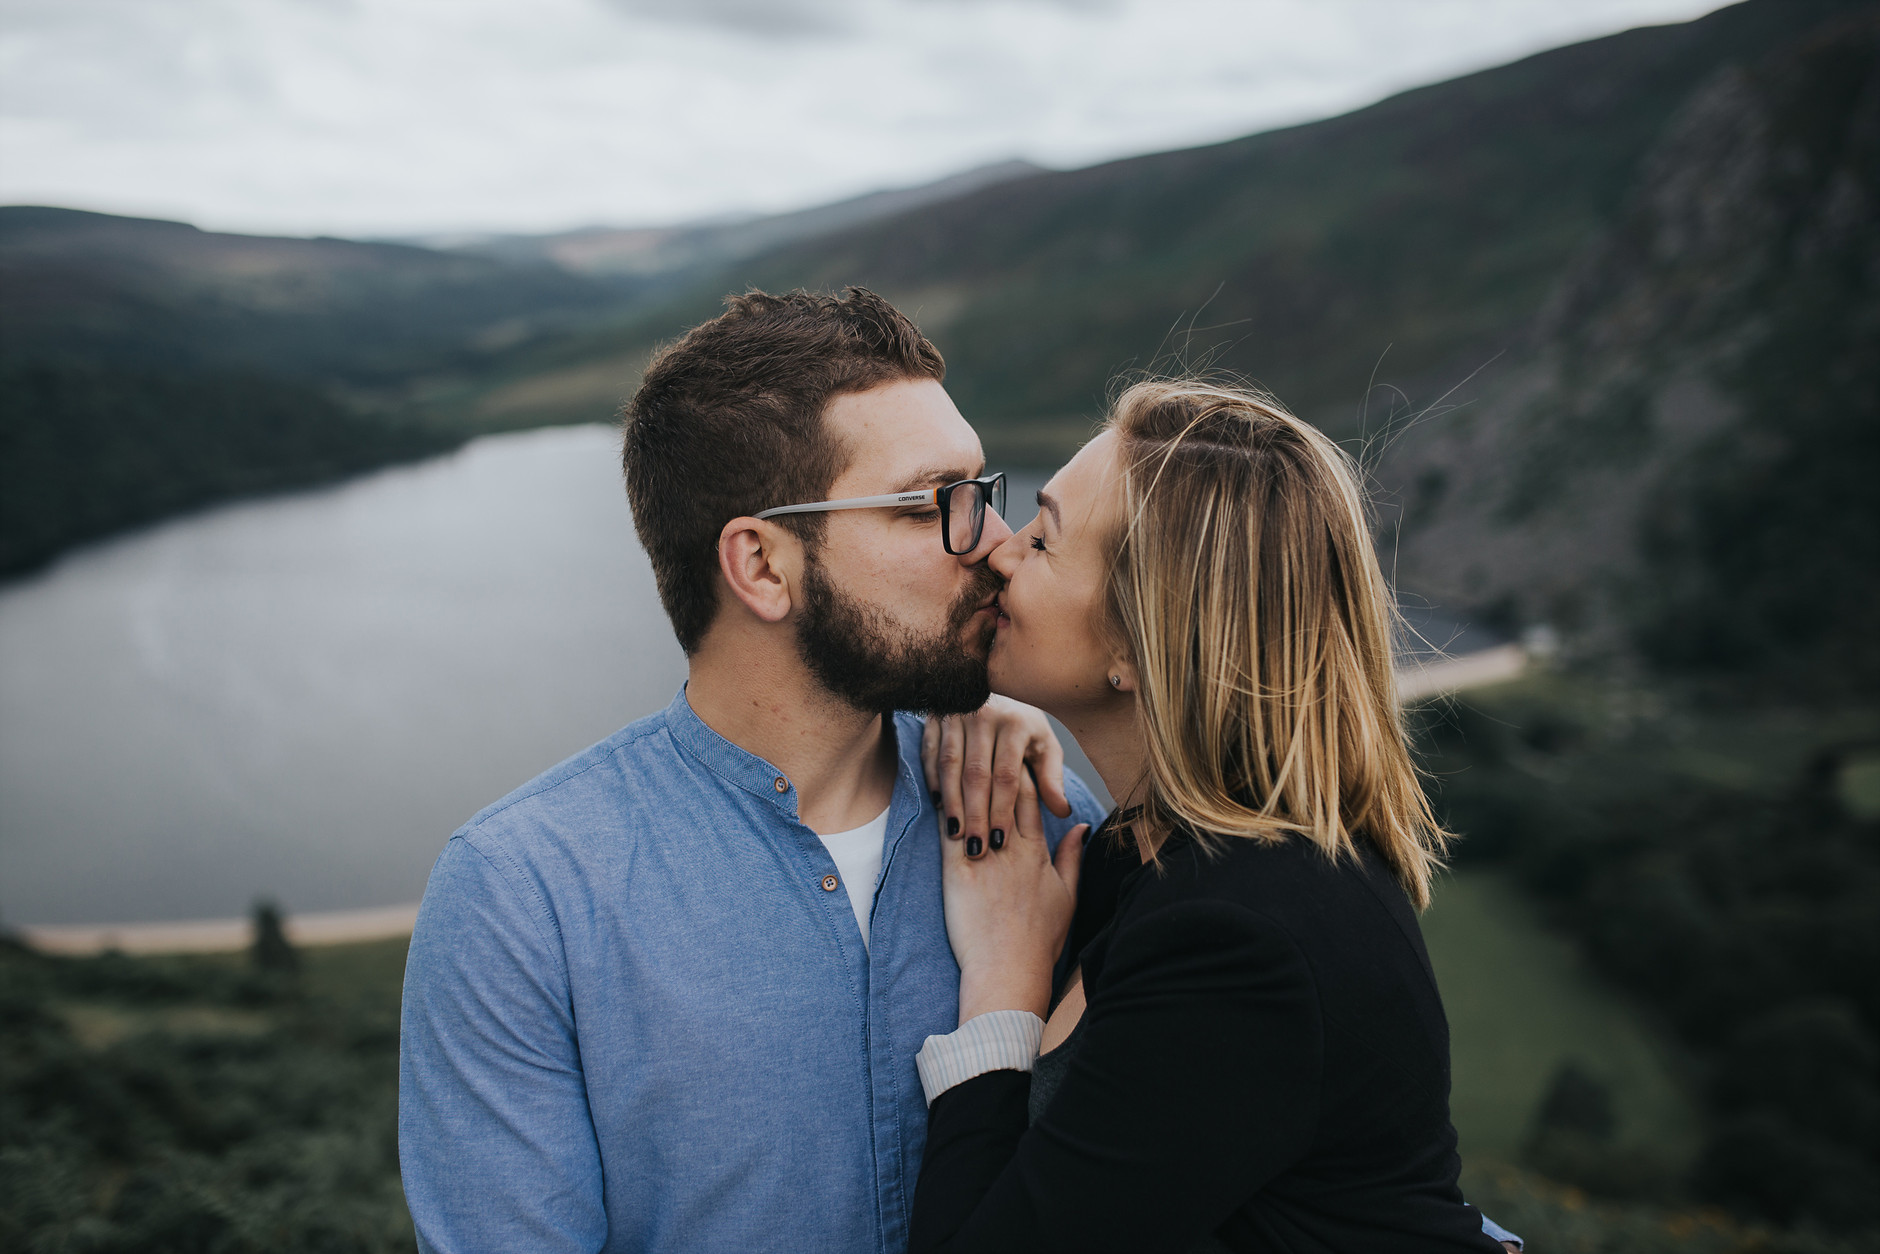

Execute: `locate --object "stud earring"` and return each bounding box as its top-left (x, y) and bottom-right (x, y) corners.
top-left (1109, 674), bottom-right (1122, 688)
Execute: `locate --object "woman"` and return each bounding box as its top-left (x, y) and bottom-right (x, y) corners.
top-left (911, 380), bottom-right (1513, 1252)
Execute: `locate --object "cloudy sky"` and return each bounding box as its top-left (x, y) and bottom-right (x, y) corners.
top-left (2, 0), bottom-right (1723, 238)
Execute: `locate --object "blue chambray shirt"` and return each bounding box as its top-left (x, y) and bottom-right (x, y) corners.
top-left (399, 687), bottom-right (1106, 1254)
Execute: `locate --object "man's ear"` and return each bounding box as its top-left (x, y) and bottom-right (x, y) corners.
top-left (717, 518), bottom-right (802, 624)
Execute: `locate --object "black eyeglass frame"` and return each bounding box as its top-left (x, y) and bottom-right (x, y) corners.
top-left (752, 472), bottom-right (1006, 555)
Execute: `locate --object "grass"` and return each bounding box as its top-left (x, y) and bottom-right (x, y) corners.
top-left (1840, 752), bottom-right (1880, 819)
top-left (1458, 1163), bottom-right (1874, 1254)
top-left (1414, 669), bottom-right (1880, 1242)
top-left (1426, 858), bottom-right (1880, 1253)
top-left (1425, 867), bottom-right (1700, 1175)
top-left (0, 935), bottom-right (414, 1253)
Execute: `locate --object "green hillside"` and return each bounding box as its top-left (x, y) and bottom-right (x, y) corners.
top-left (578, 0), bottom-right (1863, 439)
top-left (475, 0), bottom-right (1878, 699)
top-left (8, 0), bottom-right (1870, 593)
top-left (474, 0), bottom-right (1877, 698)
top-left (0, 932), bottom-right (414, 1252)
top-left (0, 363), bottom-right (453, 573)
top-left (1415, 673), bottom-right (1880, 1234)
top-left (0, 208), bottom-right (648, 575)
top-left (1426, 869), bottom-right (1699, 1183)
top-left (0, 207), bottom-right (635, 385)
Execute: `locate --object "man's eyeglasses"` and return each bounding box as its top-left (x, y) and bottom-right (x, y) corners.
top-left (754, 473), bottom-right (1006, 556)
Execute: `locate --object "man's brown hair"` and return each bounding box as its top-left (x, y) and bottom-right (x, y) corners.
top-left (621, 287), bottom-right (946, 654)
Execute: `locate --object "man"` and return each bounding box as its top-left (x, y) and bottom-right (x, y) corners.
top-left (399, 288), bottom-right (1107, 1254)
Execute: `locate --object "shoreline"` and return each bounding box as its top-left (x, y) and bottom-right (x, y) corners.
top-left (17, 901), bottom-right (420, 957)
top-left (16, 646), bottom-right (1530, 956)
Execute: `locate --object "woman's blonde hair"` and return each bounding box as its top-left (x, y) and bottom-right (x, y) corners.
top-left (1102, 379), bottom-right (1449, 908)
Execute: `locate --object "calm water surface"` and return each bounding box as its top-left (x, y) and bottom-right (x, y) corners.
top-left (0, 430), bottom-right (1062, 926)
top-left (0, 427), bottom-right (692, 925)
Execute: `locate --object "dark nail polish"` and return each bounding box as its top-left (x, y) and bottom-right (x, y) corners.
top-left (966, 836), bottom-right (983, 857)
top-left (931, 790), bottom-right (941, 806)
top-left (989, 829), bottom-right (1005, 851)
top-left (947, 816), bottom-right (960, 836)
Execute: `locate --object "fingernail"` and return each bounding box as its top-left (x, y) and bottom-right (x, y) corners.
top-left (989, 829), bottom-right (1005, 851)
top-left (966, 836), bottom-right (982, 857)
top-left (947, 816), bottom-right (960, 836)
top-left (931, 790), bottom-right (941, 806)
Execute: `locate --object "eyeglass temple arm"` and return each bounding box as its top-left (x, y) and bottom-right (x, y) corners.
top-left (753, 489), bottom-right (940, 520)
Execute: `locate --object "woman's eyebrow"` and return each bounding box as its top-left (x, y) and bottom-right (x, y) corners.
top-left (1037, 490), bottom-right (1062, 530)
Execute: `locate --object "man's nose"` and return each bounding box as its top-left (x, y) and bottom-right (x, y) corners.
top-left (986, 526), bottom-right (1024, 580)
top-left (963, 503), bottom-right (1014, 563)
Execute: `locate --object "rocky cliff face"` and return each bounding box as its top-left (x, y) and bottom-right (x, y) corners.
top-left (1383, 8), bottom-right (1880, 693)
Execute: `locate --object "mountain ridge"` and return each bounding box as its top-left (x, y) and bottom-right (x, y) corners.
top-left (410, 159), bottom-right (1047, 278)
top-left (453, 0), bottom-right (1860, 454)
top-left (5, 0), bottom-right (1874, 647)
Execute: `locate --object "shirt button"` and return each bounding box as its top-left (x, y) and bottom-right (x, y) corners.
top-left (773, 776), bottom-right (788, 793)
top-left (822, 874), bottom-right (840, 893)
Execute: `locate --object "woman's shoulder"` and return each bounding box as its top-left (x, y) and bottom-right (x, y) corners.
top-left (1085, 877), bottom-right (1316, 1010)
top-left (1087, 832), bottom-right (1325, 971)
top-left (1131, 823), bottom-right (1397, 907)
top-left (1111, 826), bottom-right (1419, 963)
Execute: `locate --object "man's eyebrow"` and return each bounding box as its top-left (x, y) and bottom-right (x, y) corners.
top-left (1037, 489), bottom-right (1062, 530)
top-left (891, 466), bottom-right (978, 493)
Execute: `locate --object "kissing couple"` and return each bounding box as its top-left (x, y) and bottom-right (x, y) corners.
top-left (400, 288), bottom-right (1522, 1253)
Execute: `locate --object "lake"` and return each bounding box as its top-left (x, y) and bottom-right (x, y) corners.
top-left (0, 429), bottom-right (1068, 927)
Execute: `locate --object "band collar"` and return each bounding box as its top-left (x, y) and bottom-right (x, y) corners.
top-left (662, 686), bottom-right (917, 821)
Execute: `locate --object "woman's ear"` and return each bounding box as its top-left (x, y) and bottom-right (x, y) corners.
top-left (717, 518), bottom-right (801, 624)
top-left (1106, 654), bottom-right (1141, 695)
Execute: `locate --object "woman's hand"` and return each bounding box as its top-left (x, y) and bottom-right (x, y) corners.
top-left (942, 766), bottom-right (1088, 1025)
top-left (922, 695), bottom-right (1072, 857)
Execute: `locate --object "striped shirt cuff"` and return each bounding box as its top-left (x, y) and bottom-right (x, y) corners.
top-left (915, 1010), bottom-right (1045, 1106)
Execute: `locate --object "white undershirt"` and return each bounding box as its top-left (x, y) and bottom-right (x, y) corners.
top-left (817, 806), bottom-right (890, 950)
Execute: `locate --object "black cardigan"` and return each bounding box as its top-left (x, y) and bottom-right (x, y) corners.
top-left (908, 819), bottom-right (1504, 1254)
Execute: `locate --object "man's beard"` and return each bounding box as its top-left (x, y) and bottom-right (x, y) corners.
top-left (795, 557), bottom-right (1000, 716)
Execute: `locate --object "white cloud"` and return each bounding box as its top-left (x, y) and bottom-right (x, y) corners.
top-left (0, 0), bottom-right (1723, 236)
